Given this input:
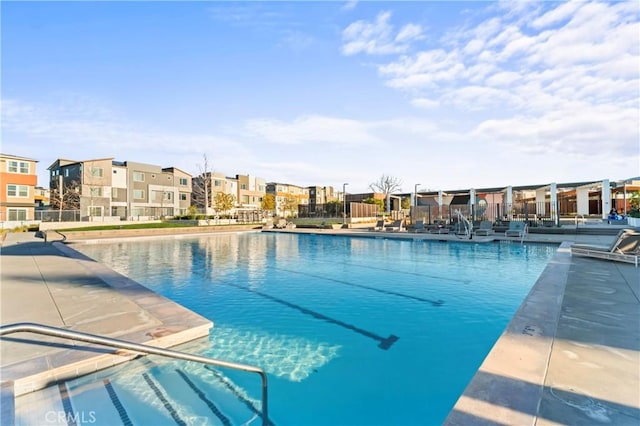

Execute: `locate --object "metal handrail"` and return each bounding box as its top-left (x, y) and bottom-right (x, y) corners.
top-left (0, 322), bottom-right (269, 425)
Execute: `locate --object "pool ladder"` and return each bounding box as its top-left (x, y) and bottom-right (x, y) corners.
top-left (0, 322), bottom-right (270, 426)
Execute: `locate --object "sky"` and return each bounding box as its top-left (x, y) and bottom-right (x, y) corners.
top-left (2, 0), bottom-right (639, 194)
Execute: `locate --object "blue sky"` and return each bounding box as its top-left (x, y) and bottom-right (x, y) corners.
top-left (2, 1), bottom-right (638, 193)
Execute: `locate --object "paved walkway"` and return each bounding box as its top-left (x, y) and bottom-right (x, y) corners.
top-left (1, 232), bottom-right (212, 397)
top-left (1, 228), bottom-right (639, 425)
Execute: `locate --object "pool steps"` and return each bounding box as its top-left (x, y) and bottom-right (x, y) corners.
top-left (14, 359), bottom-right (262, 425)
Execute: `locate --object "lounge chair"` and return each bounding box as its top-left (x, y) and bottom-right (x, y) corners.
top-left (474, 221), bottom-right (494, 237)
top-left (571, 229), bottom-right (640, 267)
top-left (275, 219), bottom-right (287, 229)
top-left (373, 219), bottom-right (385, 231)
top-left (385, 220), bottom-right (404, 232)
top-left (262, 218), bottom-right (274, 230)
top-left (505, 221), bottom-right (527, 238)
top-left (413, 220), bottom-right (427, 233)
top-left (429, 220), bottom-right (450, 234)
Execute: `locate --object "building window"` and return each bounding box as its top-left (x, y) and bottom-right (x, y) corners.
top-left (64, 169), bottom-right (70, 177)
top-left (7, 161), bottom-right (30, 174)
top-left (8, 209), bottom-right (27, 220)
top-left (89, 187), bottom-right (103, 197)
top-left (214, 180), bottom-right (222, 187)
top-left (164, 192), bottom-right (172, 201)
top-left (133, 172), bottom-right (145, 182)
top-left (133, 189), bottom-right (145, 199)
top-left (179, 178), bottom-right (188, 186)
top-left (112, 188), bottom-right (118, 198)
top-left (132, 207), bottom-right (145, 216)
top-left (241, 184), bottom-right (247, 190)
top-left (180, 193), bottom-right (187, 201)
top-left (88, 206), bottom-right (103, 217)
top-left (89, 167), bottom-right (104, 178)
top-left (7, 185), bottom-right (29, 197)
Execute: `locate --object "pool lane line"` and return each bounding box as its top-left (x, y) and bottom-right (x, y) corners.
top-left (174, 369), bottom-right (232, 426)
top-left (58, 382), bottom-right (77, 426)
top-left (142, 373), bottom-right (187, 426)
top-left (222, 280), bottom-right (399, 350)
top-left (308, 257), bottom-right (471, 285)
top-left (103, 379), bottom-right (133, 426)
top-left (267, 265), bottom-right (444, 306)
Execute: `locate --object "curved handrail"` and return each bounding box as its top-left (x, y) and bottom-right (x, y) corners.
top-left (0, 322), bottom-right (269, 425)
top-left (455, 209), bottom-right (472, 239)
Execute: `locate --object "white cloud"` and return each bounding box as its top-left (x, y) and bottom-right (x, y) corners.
top-left (343, 1), bottom-right (638, 153)
top-left (341, 1), bottom-right (358, 12)
top-left (341, 11), bottom-right (423, 56)
top-left (411, 98), bottom-right (439, 109)
top-left (530, 0), bottom-right (582, 29)
top-left (245, 115), bottom-right (383, 146)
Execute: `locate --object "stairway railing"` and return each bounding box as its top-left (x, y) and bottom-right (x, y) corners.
top-left (0, 322), bottom-right (269, 425)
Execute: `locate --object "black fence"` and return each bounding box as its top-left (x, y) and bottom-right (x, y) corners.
top-left (412, 201), bottom-right (564, 227)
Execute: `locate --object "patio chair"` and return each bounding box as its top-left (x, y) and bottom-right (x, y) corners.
top-left (505, 221), bottom-right (527, 238)
top-left (275, 218), bottom-right (287, 229)
top-left (262, 218), bottom-right (274, 230)
top-left (571, 229), bottom-right (640, 267)
top-left (474, 221), bottom-right (494, 237)
top-left (385, 220), bottom-right (404, 232)
top-left (429, 220), bottom-right (450, 234)
top-left (413, 220), bottom-right (427, 233)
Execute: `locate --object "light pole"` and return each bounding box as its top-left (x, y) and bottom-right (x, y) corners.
top-left (342, 183), bottom-right (349, 226)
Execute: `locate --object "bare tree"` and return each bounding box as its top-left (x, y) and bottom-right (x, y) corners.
top-left (369, 174), bottom-right (402, 195)
top-left (192, 154), bottom-right (213, 215)
top-left (369, 174), bottom-right (403, 214)
top-left (50, 176), bottom-right (80, 221)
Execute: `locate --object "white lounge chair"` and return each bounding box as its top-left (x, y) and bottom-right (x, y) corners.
top-left (505, 221), bottom-right (527, 238)
top-left (571, 229), bottom-right (640, 267)
top-left (474, 221), bottom-right (494, 236)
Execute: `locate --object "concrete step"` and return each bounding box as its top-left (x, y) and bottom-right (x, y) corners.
top-left (13, 360), bottom-right (262, 425)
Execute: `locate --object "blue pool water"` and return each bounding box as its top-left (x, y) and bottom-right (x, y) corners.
top-left (77, 232), bottom-right (557, 425)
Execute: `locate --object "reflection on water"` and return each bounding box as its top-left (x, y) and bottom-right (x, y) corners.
top-left (204, 326), bottom-right (340, 382)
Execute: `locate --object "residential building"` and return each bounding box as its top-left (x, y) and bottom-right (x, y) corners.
top-left (192, 172), bottom-right (266, 216)
top-left (266, 182), bottom-right (309, 217)
top-left (236, 174), bottom-right (266, 210)
top-left (301, 185), bottom-right (339, 217)
top-left (47, 158), bottom-right (192, 220)
top-left (0, 154), bottom-right (38, 222)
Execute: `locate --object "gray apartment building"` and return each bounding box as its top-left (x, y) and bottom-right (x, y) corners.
top-left (48, 158), bottom-right (192, 220)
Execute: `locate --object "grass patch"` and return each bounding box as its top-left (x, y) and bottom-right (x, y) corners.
top-left (54, 222), bottom-right (199, 232)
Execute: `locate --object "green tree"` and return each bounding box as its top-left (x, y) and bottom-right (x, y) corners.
top-left (326, 200), bottom-right (341, 216)
top-left (363, 197), bottom-right (384, 212)
top-left (187, 205), bottom-right (198, 219)
top-left (629, 191), bottom-right (640, 218)
top-left (401, 196), bottom-right (411, 209)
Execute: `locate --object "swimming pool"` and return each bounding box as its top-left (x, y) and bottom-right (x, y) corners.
top-left (76, 232), bottom-right (557, 425)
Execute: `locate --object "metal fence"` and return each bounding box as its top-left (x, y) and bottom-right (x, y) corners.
top-left (411, 201), bottom-right (564, 226)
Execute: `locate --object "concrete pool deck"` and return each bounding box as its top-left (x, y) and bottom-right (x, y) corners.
top-left (1, 228), bottom-right (639, 425)
top-left (0, 232), bottom-right (213, 399)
